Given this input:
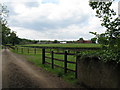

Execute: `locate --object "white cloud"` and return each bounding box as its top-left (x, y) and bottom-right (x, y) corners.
top-left (10, 27), bottom-right (49, 40)
top-left (6, 0), bottom-right (119, 40)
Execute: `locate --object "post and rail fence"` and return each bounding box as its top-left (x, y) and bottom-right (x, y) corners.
top-left (42, 48), bottom-right (78, 78)
top-left (8, 45), bottom-right (100, 78)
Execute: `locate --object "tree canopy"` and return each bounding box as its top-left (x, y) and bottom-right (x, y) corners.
top-left (0, 4), bottom-right (20, 45)
top-left (89, 1), bottom-right (120, 49)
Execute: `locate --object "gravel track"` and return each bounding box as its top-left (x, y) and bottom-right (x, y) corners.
top-left (2, 49), bottom-right (75, 88)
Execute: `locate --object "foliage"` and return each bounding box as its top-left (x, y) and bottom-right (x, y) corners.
top-left (89, 1), bottom-right (120, 49)
top-left (79, 38), bottom-right (84, 41)
top-left (53, 40), bottom-right (60, 43)
top-left (0, 3), bottom-right (9, 24)
top-left (0, 4), bottom-right (39, 45)
top-left (0, 4), bottom-right (20, 45)
top-left (2, 24), bottom-right (11, 45)
top-left (90, 32), bottom-right (109, 45)
top-left (84, 1), bottom-right (120, 63)
top-left (1, 23), bottom-right (20, 45)
top-left (91, 37), bottom-right (97, 43)
top-left (79, 49), bottom-right (120, 64)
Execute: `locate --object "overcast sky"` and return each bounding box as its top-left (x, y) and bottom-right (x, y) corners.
top-left (2, 0), bottom-right (119, 41)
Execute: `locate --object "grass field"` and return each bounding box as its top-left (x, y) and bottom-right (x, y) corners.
top-left (20, 43), bottom-right (101, 48)
top-left (11, 47), bottom-right (77, 85)
top-left (11, 43), bottom-right (101, 85)
top-left (14, 47), bottom-right (76, 70)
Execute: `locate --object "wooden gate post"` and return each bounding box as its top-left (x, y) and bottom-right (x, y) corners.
top-left (42, 48), bottom-right (45, 64)
top-left (34, 48), bottom-right (36, 54)
top-left (51, 51), bottom-right (54, 69)
top-left (21, 48), bottom-right (23, 53)
top-left (75, 51), bottom-right (80, 79)
top-left (75, 56), bottom-right (78, 79)
top-left (28, 48), bottom-right (29, 54)
top-left (17, 47), bottom-right (18, 52)
top-left (64, 51), bottom-right (67, 73)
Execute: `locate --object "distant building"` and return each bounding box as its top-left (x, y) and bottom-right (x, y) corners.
top-left (76, 40), bottom-right (92, 43)
top-left (76, 40), bottom-right (84, 43)
top-left (60, 41), bottom-right (67, 44)
top-left (83, 40), bottom-right (92, 43)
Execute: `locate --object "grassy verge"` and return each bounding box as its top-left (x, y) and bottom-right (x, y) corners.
top-left (11, 48), bottom-right (79, 86)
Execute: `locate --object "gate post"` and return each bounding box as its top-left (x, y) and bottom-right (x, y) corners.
top-left (28, 48), bottom-right (29, 54)
top-left (75, 56), bottom-right (78, 79)
top-left (21, 48), bottom-right (23, 53)
top-left (51, 51), bottom-right (54, 69)
top-left (42, 48), bottom-right (45, 64)
top-left (64, 51), bottom-right (67, 73)
top-left (75, 51), bottom-right (80, 79)
top-left (34, 48), bottom-right (36, 54)
top-left (17, 47), bottom-right (18, 52)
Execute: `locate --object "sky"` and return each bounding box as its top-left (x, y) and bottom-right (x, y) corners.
top-left (1, 0), bottom-right (119, 41)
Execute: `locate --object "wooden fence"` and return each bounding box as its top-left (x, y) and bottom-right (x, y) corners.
top-left (42, 48), bottom-right (78, 78)
top-left (10, 46), bottom-right (100, 79)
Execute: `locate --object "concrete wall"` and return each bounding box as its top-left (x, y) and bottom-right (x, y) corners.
top-left (77, 56), bottom-right (120, 88)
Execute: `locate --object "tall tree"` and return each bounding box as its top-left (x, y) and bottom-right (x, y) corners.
top-left (0, 3), bottom-right (9, 45)
top-left (2, 24), bottom-right (11, 45)
top-left (0, 3), bottom-right (20, 45)
top-left (0, 3), bottom-right (9, 24)
top-left (9, 31), bottom-right (20, 46)
top-left (89, 1), bottom-right (120, 49)
top-left (79, 38), bottom-right (84, 41)
top-left (91, 37), bottom-right (97, 43)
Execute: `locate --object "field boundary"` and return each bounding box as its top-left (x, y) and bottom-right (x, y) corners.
top-left (20, 46), bottom-right (101, 51)
top-left (7, 45), bottom-right (101, 78)
top-left (42, 49), bottom-right (78, 78)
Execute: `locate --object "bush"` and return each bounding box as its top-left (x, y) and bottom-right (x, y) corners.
top-left (78, 49), bottom-right (120, 64)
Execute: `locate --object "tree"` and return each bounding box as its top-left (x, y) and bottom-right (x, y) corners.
top-left (0, 4), bottom-right (20, 46)
top-left (89, 1), bottom-right (120, 49)
top-left (2, 24), bottom-right (11, 45)
top-left (79, 38), bottom-right (84, 41)
top-left (0, 3), bottom-right (9, 45)
top-left (97, 34), bottom-right (109, 45)
top-left (53, 40), bottom-right (59, 43)
top-left (9, 31), bottom-right (20, 46)
top-left (91, 37), bottom-right (97, 43)
top-left (0, 3), bottom-right (9, 24)
top-left (90, 32), bottom-right (108, 44)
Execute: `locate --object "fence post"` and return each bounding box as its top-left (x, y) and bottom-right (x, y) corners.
top-left (28, 48), bottom-right (29, 54)
top-left (51, 51), bottom-right (54, 69)
top-left (17, 48), bottom-right (19, 52)
top-left (75, 56), bottom-right (78, 79)
top-left (64, 51), bottom-right (67, 73)
top-left (75, 51), bottom-right (80, 79)
top-left (42, 48), bottom-right (45, 64)
top-left (17, 48), bottom-right (18, 52)
top-left (34, 48), bottom-right (36, 54)
top-left (21, 48), bottom-right (23, 53)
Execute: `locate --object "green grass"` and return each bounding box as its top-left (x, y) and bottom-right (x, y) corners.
top-left (11, 43), bottom-right (101, 86)
top-left (19, 43), bottom-right (101, 48)
top-left (13, 47), bottom-right (76, 71)
top-left (11, 47), bottom-right (79, 85)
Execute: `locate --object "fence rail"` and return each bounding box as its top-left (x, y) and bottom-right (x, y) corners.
top-left (20, 46), bottom-right (101, 51)
top-left (43, 49), bottom-right (78, 78)
top-left (9, 45), bottom-right (100, 79)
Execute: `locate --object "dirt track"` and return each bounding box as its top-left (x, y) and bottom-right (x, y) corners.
top-left (2, 49), bottom-right (75, 88)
